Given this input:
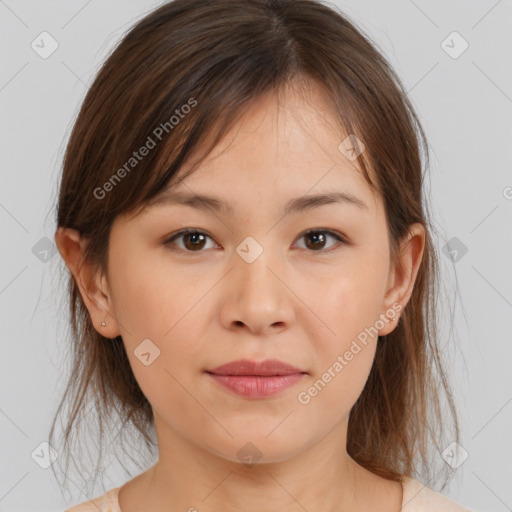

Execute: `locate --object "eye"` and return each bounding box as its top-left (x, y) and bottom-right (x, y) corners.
top-left (163, 228), bottom-right (347, 254)
top-left (164, 229), bottom-right (218, 252)
top-left (294, 229), bottom-right (346, 252)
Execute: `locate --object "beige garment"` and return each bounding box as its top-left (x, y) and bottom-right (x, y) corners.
top-left (63, 475), bottom-right (474, 511)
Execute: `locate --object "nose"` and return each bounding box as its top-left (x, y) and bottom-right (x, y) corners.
top-left (218, 244), bottom-right (295, 335)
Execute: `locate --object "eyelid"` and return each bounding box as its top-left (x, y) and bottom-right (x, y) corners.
top-left (163, 228), bottom-right (219, 252)
top-left (163, 228), bottom-right (348, 253)
top-left (295, 228), bottom-right (347, 252)
top-left (300, 228), bottom-right (348, 244)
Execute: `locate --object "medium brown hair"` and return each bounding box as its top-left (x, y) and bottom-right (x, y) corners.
top-left (50, 0), bottom-right (459, 494)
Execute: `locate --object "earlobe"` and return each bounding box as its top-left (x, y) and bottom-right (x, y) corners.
top-left (54, 227), bottom-right (120, 338)
top-left (378, 223), bottom-right (426, 337)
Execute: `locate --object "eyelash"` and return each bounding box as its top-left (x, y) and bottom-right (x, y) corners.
top-left (163, 228), bottom-right (348, 254)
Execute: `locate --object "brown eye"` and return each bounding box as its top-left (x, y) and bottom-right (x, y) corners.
top-left (164, 230), bottom-right (216, 252)
top-left (182, 232), bottom-right (207, 250)
top-left (164, 228), bottom-right (346, 254)
top-left (296, 230), bottom-right (346, 252)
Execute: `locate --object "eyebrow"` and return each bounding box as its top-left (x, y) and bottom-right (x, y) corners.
top-left (146, 190), bottom-right (368, 216)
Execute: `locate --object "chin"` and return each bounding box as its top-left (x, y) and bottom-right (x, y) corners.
top-left (203, 432), bottom-right (312, 468)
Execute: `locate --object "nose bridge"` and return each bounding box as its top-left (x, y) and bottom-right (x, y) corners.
top-left (220, 234), bottom-right (294, 333)
top-left (235, 234), bottom-right (281, 298)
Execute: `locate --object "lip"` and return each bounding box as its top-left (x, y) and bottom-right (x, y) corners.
top-left (207, 374), bottom-right (305, 398)
top-left (205, 358), bottom-right (307, 398)
top-left (207, 358), bottom-right (306, 376)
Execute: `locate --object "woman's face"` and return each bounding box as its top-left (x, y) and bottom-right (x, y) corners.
top-left (90, 83), bottom-right (422, 464)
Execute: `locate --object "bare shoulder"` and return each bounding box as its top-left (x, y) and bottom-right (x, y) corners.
top-left (63, 487), bottom-right (121, 512)
top-left (401, 476), bottom-right (476, 512)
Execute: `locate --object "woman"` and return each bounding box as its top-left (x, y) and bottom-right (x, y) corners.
top-left (51, 0), bottom-right (474, 510)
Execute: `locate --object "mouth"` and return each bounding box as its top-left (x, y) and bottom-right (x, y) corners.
top-left (206, 358), bottom-right (307, 377)
top-left (206, 373), bottom-right (306, 398)
top-left (205, 359), bottom-right (307, 398)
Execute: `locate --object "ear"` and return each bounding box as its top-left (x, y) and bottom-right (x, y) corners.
top-left (378, 223), bottom-right (426, 336)
top-left (54, 227), bottom-right (120, 338)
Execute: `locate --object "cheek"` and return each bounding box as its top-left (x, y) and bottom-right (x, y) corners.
top-left (297, 257), bottom-right (386, 411)
top-left (295, 328), bottom-right (378, 429)
top-left (298, 294), bottom-right (378, 422)
top-left (108, 248), bottom-right (212, 342)
top-left (314, 266), bottom-right (386, 345)
top-left (107, 250), bottom-right (214, 384)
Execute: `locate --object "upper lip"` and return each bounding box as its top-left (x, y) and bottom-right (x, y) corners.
top-left (207, 358), bottom-right (306, 376)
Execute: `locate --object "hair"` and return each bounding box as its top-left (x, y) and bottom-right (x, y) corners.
top-left (50, 0), bottom-right (460, 496)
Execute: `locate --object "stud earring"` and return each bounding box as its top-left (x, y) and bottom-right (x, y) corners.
top-left (101, 320), bottom-right (107, 326)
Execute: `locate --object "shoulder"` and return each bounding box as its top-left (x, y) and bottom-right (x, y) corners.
top-left (401, 476), bottom-right (475, 512)
top-left (63, 487), bottom-right (121, 512)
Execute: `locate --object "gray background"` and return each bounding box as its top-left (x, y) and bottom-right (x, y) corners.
top-left (1, 1), bottom-right (511, 511)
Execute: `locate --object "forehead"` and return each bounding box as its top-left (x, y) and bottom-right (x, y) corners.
top-left (148, 81), bottom-right (379, 213)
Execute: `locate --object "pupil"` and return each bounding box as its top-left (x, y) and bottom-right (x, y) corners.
top-left (182, 232), bottom-right (327, 251)
top-left (306, 232), bottom-right (325, 250)
top-left (186, 233), bottom-right (205, 250)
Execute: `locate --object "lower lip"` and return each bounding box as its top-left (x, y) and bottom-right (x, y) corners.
top-left (207, 373), bottom-right (305, 398)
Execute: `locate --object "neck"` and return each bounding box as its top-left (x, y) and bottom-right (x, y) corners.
top-left (130, 416), bottom-right (396, 512)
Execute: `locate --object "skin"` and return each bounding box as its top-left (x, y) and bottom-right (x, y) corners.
top-left (55, 80), bottom-right (425, 512)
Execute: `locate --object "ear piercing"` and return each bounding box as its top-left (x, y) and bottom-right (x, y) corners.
top-left (101, 320), bottom-right (107, 326)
